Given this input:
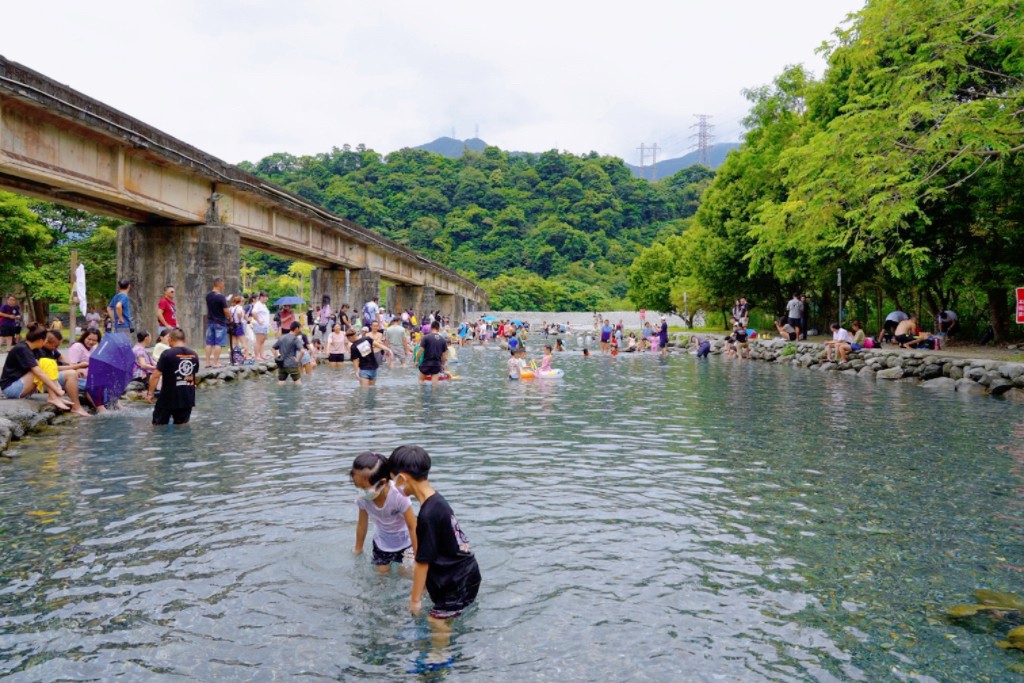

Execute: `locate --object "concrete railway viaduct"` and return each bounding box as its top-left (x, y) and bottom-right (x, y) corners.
top-left (0, 56), bottom-right (487, 345)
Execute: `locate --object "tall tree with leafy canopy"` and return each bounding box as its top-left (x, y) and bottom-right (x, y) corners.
top-left (763, 0), bottom-right (1023, 337)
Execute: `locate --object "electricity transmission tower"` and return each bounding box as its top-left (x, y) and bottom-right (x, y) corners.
top-left (636, 142), bottom-right (661, 180)
top-left (690, 115), bottom-right (715, 167)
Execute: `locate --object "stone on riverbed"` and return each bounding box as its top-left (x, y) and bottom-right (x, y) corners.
top-left (921, 377), bottom-right (957, 391)
top-left (988, 378), bottom-right (1014, 396)
top-left (955, 379), bottom-right (987, 395)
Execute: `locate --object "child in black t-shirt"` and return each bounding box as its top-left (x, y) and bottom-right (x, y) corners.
top-left (389, 445), bottom-right (481, 665)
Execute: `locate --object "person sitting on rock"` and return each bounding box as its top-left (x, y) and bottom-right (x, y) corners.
top-left (823, 323), bottom-right (854, 361)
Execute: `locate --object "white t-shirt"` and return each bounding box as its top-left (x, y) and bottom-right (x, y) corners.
top-left (832, 328), bottom-right (853, 343)
top-left (355, 484), bottom-right (413, 551)
top-left (252, 301), bottom-right (270, 327)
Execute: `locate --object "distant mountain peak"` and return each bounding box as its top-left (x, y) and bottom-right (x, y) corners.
top-left (625, 142), bottom-right (739, 178)
top-left (413, 137), bottom-right (488, 158)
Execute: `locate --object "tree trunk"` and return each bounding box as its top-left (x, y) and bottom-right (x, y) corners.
top-left (987, 288), bottom-right (1010, 343)
top-left (31, 299), bottom-right (49, 325)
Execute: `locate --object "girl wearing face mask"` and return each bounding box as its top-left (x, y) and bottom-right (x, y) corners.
top-left (351, 451), bottom-right (418, 574)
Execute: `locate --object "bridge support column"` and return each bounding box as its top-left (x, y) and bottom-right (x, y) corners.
top-left (436, 293), bottom-right (455, 322)
top-left (348, 269), bottom-right (381, 317)
top-left (388, 285), bottom-right (424, 316)
top-left (419, 286), bottom-right (436, 317)
top-left (117, 223), bottom-right (240, 351)
top-left (311, 268), bottom-right (346, 316)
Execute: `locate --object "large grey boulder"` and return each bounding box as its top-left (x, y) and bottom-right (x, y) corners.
top-left (999, 364), bottom-right (1024, 380)
top-left (955, 379), bottom-right (987, 395)
top-left (877, 367), bottom-right (905, 380)
top-left (921, 377), bottom-right (957, 391)
top-left (988, 378), bottom-right (1014, 396)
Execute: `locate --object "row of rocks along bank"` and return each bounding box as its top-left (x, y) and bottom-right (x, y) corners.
top-left (688, 335), bottom-right (1024, 401)
top-left (0, 360), bottom-right (278, 455)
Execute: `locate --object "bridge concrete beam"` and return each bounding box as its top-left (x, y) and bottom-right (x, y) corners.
top-left (117, 222), bottom-right (240, 351)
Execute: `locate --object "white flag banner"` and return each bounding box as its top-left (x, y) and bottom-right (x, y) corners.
top-left (75, 264), bottom-right (86, 316)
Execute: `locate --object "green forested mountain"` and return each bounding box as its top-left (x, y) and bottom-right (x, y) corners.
top-left (239, 146), bottom-right (713, 310)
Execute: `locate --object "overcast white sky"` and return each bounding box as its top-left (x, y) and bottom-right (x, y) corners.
top-left (2, 1), bottom-right (863, 166)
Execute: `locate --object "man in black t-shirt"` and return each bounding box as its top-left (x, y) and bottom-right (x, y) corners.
top-left (148, 328), bottom-right (198, 425)
top-left (204, 277), bottom-right (230, 369)
top-left (418, 321), bottom-right (448, 385)
top-left (0, 327), bottom-right (72, 411)
top-left (348, 326), bottom-right (392, 387)
top-left (389, 444), bottom-right (481, 658)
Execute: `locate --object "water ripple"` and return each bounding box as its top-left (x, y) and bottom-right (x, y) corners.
top-left (0, 349), bottom-right (1021, 681)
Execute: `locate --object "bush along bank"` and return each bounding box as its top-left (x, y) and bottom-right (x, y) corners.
top-left (0, 360), bottom-right (278, 455)
top-left (699, 337), bottom-right (1024, 401)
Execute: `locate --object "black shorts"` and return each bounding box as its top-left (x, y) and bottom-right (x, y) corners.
top-left (327, 353), bottom-right (346, 362)
top-left (895, 334), bottom-right (916, 345)
top-left (152, 405), bottom-right (192, 425)
top-left (372, 540), bottom-right (410, 566)
top-left (430, 572), bottom-right (481, 620)
top-left (787, 317), bottom-right (801, 330)
top-left (419, 365), bottom-right (442, 377)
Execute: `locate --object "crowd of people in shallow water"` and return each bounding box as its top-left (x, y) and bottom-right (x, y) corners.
top-left (1, 277), bottom-right (968, 429)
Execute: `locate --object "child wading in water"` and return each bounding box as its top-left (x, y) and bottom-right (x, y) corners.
top-left (389, 445), bottom-right (481, 668)
top-left (350, 452), bottom-right (417, 574)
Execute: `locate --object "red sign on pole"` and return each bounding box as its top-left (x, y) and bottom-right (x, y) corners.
top-left (1017, 287), bottom-right (1024, 324)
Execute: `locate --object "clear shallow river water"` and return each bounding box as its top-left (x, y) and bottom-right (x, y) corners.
top-left (1, 347), bottom-right (1023, 682)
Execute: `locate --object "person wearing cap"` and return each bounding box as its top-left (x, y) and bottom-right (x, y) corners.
top-left (349, 325), bottom-right (393, 387)
top-left (658, 315), bottom-right (669, 356)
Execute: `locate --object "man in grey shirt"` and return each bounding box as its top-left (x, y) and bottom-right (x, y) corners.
top-left (786, 294), bottom-right (803, 338)
top-left (273, 321), bottom-right (304, 385)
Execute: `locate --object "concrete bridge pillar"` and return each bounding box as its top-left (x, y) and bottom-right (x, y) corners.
top-left (436, 293), bottom-right (455, 322)
top-left (117, 223), bottom-right (240, 351)
top-left (348, 269), bottom-right (381, 318)
top-left (311, 268), bottom-right (346, 316)
top-left (388, 285), bottom-right (424, 316)
top-left (419, 286), bottom-right (436, 318)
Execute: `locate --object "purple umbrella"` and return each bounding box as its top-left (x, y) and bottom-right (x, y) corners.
top-left (85, 331), bottom-right (135, 407)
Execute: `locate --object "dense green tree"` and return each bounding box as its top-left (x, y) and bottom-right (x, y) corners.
top-left (629, 0), bottom-right (1022, 337)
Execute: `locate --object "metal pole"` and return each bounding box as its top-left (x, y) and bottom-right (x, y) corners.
top-left (69, 249), bottom-right (78, 337)
top-left (837, 268), bottom-right (843, 326)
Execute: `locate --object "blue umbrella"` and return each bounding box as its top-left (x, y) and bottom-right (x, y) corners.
top-left (274, 296), bottom-right (306, 306)
top-left (482, 316), bottom-right (498, 322)
top-left (85, 331), bottom-right (135, 407)
top-left (509, 319), bottom-right (524, 326)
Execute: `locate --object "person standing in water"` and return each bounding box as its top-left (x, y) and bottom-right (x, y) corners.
top-left (658, 316), bottom-right (669, 356)
top-left (351, 451), bottom-right (417, 575)
top-left (389, 445), bottom-right (481, 669)
top-left (148, 328), bottom-right (198, 426)
top-left (418, 321), bottom-right (448, 385)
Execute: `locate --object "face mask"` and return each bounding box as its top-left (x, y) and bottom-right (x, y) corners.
top-left (393, 476), bottom-right (408, 495)
top-left (359, 482), bottom-right (386, 500)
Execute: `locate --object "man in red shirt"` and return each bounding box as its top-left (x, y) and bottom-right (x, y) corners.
top-left (157, 285), bottom-right (177, 332)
